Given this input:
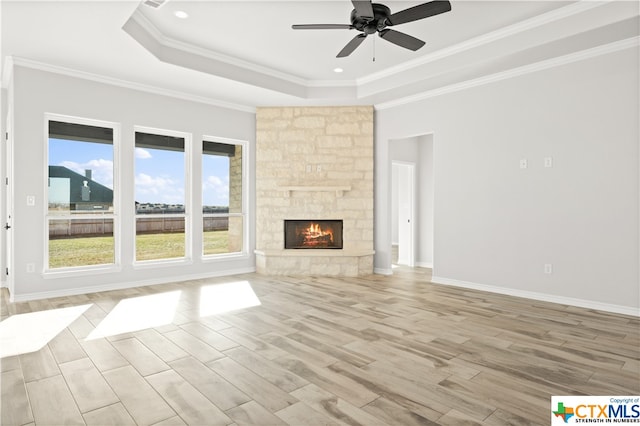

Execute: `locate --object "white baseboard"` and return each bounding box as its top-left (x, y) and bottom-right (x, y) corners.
top-left (10, 267), bottom-right (257, 303)
top-left (374, 267), bottom-right (393, 276)
top-left (431, 276), bottom-right (639, 317)
top-left (416, 262), bottom-right (433, 269)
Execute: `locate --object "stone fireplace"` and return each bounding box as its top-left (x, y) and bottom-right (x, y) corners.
top-left (255, 106), bottom-right (374, 276)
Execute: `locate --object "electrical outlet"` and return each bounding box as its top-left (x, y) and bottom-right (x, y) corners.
top-left (544, 264), bottom-right (553, 274)
top-left (519, 159), bottom-right (528, 169)
top-left (544, 157), bottom-right (553, 168)
top-left (26, 195), bottom-right (35, 206)
top-left (26, 263), bottom-right (35, 273)
top-left (316, 165), bottom-right (322, 172)
top-left (305, 164), bottom-right (312, 173)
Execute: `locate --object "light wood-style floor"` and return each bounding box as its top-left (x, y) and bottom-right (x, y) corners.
top-left (1, 267), bottom-right (639, 425)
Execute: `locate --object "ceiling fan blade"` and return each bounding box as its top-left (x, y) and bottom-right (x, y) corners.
top-left (351, 0), bottom-right (374, 18)
top-left (292, 24), bottom-right (354, 30)
top-left (379, 29), bottom-right (425, 51)
top-left (387, 0), bottom-right (451, 26)
top-left (337, 33), bottom-right (367, 57)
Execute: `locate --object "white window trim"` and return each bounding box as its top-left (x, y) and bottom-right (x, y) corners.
top-left (133, 125), bottom-right (192, 265)
top-left (201, 136), bottom-right (249, 259)
top-left (43, 113), bottom-right (121, 275)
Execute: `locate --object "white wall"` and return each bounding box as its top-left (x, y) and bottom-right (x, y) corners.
top-left (418, 135), bottom-right (434, 268)
top-left (391, 163), bottom-right (399, 245)
top-left (8, 66), bottom-right (256, 301)
top-left (375, 47), bottom-right (639, 313)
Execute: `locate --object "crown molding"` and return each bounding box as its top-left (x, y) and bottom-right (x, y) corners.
top-left (358, 0), bottom-right (607, 86)
top-left (124, 0), bottom-right (637, 103)
top-left (131, 1), bottom-right (610, 93)
top-left (132, 10), bottom-right (308, 87)
top-left (375, 36), bottom-right (640, 110)
top-left (128, 10), bottom-right (357, 97)
top-left (7, 56), bottom-right (256, 113)
top-left (5, 3), bottom-right (637, 112)
top-left (6, 32), bottom-right (637, 114)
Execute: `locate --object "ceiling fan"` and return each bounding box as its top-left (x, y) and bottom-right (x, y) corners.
top-left (292, 0), bottom-right (452, 58)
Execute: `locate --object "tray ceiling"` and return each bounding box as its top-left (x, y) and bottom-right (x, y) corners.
top-left (2, 1), bottom-right (638, 110)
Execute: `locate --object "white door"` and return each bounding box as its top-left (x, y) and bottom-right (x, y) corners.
top-left (394, 162), bottom-right (415, 267)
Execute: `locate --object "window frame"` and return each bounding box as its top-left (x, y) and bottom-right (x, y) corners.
top-left (201, 136), bottom-right (249, 260)
top-left (133, 125), bottom-right (192, 266)
top-left (43, 113), bottom-right (121, 276)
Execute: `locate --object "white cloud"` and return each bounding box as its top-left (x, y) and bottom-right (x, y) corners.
top-left (136, 173), bottom-right (172, 194)
top-left (135, 173), bottom-right (184, 204)
top-left (204, 175), bottom-right (229, 200)
top-left (135, 148), bottom-right (152, 159)
top-left (58, 159), bottom-right (114, 189)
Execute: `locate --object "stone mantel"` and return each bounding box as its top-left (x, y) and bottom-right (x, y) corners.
top-left (279, 185), bottom-right (352, 197)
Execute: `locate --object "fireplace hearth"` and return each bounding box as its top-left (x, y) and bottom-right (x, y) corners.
top-left (284, 220), bottom-right (343, 249)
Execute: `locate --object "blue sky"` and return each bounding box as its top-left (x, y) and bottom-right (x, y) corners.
top-left (49, 138), bottom-right (230, 207)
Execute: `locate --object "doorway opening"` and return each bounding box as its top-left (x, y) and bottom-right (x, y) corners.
top-left (390, 134), bottom-right (434, 270)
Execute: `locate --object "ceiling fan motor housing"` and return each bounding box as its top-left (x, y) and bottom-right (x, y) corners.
top-left (350, 3), bottom-right (391, 34)
top-left (291, 0), bottom-right (452, 57)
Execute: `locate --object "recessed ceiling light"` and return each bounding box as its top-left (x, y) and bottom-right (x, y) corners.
top-left (333, 68), bottom-right (344, 73)
top-left (174, 10), bottom-right (189, 19)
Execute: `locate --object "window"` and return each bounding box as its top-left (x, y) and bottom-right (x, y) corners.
top-left (135, 130), bottom-right (189, 262)
top-left (47, 119), bottom-right (117, 269)
top-left (202, 139), bottom-right (245, 256)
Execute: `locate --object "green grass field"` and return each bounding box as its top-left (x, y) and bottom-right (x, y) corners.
top-left (49, 230), bottom-right (231, 268)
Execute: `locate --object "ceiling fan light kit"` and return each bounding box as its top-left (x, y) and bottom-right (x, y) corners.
top-left (292, 0), bottom-right (452, 58)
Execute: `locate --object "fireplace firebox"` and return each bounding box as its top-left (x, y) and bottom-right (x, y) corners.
top-left (284, 220), bottom-right (343, 249)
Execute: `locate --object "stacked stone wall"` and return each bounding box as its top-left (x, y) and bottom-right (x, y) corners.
top-left (255, 106), bottom-right (374, 276)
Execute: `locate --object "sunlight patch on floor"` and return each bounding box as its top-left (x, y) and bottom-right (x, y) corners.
top-left (199, 281), bottom-right (261, 317)
top-left (0, 304), bottom-right (92, 357)
top-left (86, 291), bottom-right (181, 340)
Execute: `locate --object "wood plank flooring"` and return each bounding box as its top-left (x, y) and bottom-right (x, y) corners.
top-left (1, 267), bottom-right (638, 425)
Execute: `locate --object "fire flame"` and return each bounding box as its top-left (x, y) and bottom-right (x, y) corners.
top-left (303, 222), bottom-right (333, 246)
